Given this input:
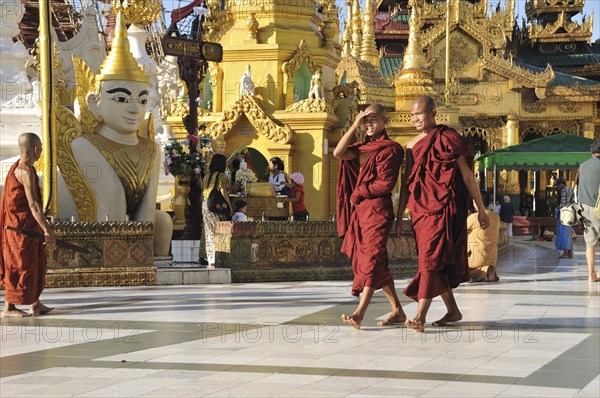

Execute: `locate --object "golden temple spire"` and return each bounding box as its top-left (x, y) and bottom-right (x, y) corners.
top-left (351, 0), bottom-right (362, 59)
top-left (400, 2), bottom-right (428, 74)
top-left (96, 12), bottom-right (149, 84)
top-left (394, 0), bottom-right (437, 108)
top-left (341, 3), bottom-right (352, 57)
top-left (360, 0), bottom-right (379, 69)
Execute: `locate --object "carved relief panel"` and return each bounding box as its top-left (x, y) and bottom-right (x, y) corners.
top-left (432, 33), bottom-right (480, 81)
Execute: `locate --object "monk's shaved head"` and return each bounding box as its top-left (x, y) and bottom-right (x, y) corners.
top-left (18, 132), bottom-right (41, 153)
top-left (413, 96), bottom-right (436, 113)
top-left (365, 103), bottom-right (386, 116)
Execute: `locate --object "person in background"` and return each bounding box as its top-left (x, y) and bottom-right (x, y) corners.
top-left (494, 199), bottom-right (501, 214)
top-left (268, 157), bottom-right (287, 195)
top-left (467, 193), bottom-right (500, 282)
top-left (286, 172), bottom-right (308, 221)
top-left (576, 140), bottom-right (600, 281)
top-left (554, 177), bottom-right (574, 259)
top-left (231, 199), bottom-right (248, 222)
top-left (499, 196), bottom-right (514, 242)
top-left (201, 154), bottom-right (232, 269)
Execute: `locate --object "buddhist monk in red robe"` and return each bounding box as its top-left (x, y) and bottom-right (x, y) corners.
top-left (335, 103), bottom-right (406, 329)
top-left (397, 96), bottom-right (489, 332)
top-left (1, 133), bottom-right (56, 317)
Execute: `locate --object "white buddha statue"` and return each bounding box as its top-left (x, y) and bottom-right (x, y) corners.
top-left (57, 12), bottom-right (171, 256)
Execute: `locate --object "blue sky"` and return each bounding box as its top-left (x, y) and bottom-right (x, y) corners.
top-left (161, 0), bottom-right (600, 41)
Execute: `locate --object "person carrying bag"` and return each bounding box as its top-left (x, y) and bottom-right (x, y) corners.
top-left (201, 154), bottom-right (232, 269)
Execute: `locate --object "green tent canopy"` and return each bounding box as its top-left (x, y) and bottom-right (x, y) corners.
top-left (476, 133), bottom-right (595, 171)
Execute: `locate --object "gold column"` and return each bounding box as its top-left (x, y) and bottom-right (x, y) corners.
top-left (39, 0), bottom-right (57, 216)
top-left (505, 115), bottom-right (519, 146)
top-left (582, 120), bottom-right (594, 139)
top-left (505, 115), bottom-right (519, 194)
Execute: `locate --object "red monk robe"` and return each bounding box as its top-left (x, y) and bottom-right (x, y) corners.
top-left (337, 132), bottom-right (403, 297)
top-left (0, 161), bottom-right (47, 305)
top-left (403, 125), bottom-right (473, 301)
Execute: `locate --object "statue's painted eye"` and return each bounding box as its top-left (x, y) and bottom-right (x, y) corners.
top-left (140, 99), bottom-right (148, 105)
top-left (113, 96), bottom-right (129, 103)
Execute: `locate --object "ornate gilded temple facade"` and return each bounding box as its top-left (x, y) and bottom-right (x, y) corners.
top-left (163, 0), bottom-right (600, 221)
top-left (168, 0), bottom-right (349, 220)
top-left (370, 0), bottom-right (599, 204)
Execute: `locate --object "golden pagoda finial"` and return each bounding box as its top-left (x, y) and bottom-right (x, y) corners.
top-left (341, 2), bottom-right (352, 57)
top-left (394, 0), bottom-right (437, 108)
top-left (96, 11), bottom-right (149, 84)
top-left (360, 0), bottom-right (379, 69)
top-left (351, 0), bottom-right (362, 59)
top-left (401, 2), bottom-right (428, 72)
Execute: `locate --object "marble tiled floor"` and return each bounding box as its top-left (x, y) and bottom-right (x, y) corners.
top-left (1, 238), bottom-right (599, 397)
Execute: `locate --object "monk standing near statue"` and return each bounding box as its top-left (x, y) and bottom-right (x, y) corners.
top-left (1, 133), bottom-right (56, 317)
top-left (335, 103), bottom-right (406, 329)
top-left (397, 96), bottom-right (489, 332)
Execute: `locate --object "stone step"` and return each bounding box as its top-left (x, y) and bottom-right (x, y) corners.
top-left (155, 262), bottom-right (231, 285)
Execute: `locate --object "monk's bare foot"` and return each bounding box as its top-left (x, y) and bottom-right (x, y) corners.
top-left (2, 308), bottom-right (30, 317)
top-left (589, 273), bottom-right (600, 282)
top-left (341, 314), bottom-right (362, 330)
top-left (377, 310), bottom-right (407, 326)
top-left (432, 311), bottom-right (462, 327)
top-left (30, 302), bottom-right (54, 316)
top-left (405, 319), bottom-right (425, 332)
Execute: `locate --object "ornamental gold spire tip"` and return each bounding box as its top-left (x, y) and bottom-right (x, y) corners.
top-left (96, 11), bottom-right (149, 84)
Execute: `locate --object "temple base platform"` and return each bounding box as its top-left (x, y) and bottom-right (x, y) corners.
top-left (214, 220), bottom-right (418, 283)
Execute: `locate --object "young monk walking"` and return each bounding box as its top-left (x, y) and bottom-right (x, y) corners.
top-left (397, 96), bottom-right (489, 332)
top-left (1, 133), bottom-right (56, 317)
top-left (335, 103), bottom-right (406, 329)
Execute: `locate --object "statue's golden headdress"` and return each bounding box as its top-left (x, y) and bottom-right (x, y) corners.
top-left (96, 11), bottom-right (149, 84)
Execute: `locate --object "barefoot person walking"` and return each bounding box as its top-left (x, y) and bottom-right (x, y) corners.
top-left (335, 103), bottom-right (406, 329)
top-left (1, 133), bottom-right (56, 317)
top-left (397, 97), bottom-right (489, 332)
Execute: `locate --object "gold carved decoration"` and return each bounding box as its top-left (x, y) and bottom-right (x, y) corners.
top-left (419, 1), bottom-right (506, 53)
top-left (526, 0), bottom-right (585, 14)
top-left (207, 96), bottom-right (292, 144)
top-left (436, 37), bottom-right (474, 74)
top-left (73, 55), bottom-right (99, 134)
top-left (478, 51), bottom-right (555, 89)
top-left (558, 100), bottom-right (578, 113)
top-left (84, 133), bottom-right (157, 215)
top-left (52, 43), bottom-right (69, 105)
top-left (208, 61), bottom-right (222, 111)
top-left (520, 121), bottom-right (581, 138)
top-left (523, 101), bottom-right (547, 113)
top-left (528, 11), bottom-right (592, 42)
top-left (282, 39), bottom-right (319, 78)
top-left (169, 101), bottom-right (210, 117)
top-left (287, 98), bottom-right (333, 113)
top-left (389, 113), bottom-right (412, 124)
top-left (460, 117), bottom-right (504, 150)
top-left (547, 84), bottom-right (600, 102)
top-left (111, 0), bottom-right (162, 27)
top-left (170, 101), bottom-right (189, 117)
top-left (51, 221), bottom-right (154, 237)
top-left (56, 106), bottom-right (97, 221)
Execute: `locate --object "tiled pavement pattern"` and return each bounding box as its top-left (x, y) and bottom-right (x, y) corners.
top-left (1, 237), bottom-right (599, 397)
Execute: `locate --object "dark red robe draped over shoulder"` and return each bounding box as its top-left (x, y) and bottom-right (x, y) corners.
top-left (403, 125), bottom-right (473, 301)
top-left (0, 161), bottom-right (47, 305)
top-left (337, 132), bottom-right (404, 297)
